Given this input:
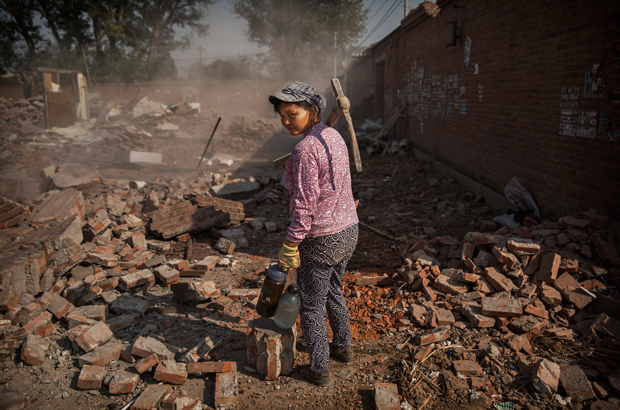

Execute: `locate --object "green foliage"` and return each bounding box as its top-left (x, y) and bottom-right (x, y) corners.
top-left (0, 0), bottom-right (213, 82)
top-left (232, 0), bottom-right (368, 79)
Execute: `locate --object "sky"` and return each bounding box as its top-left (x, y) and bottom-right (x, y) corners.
top-left (171, 0), bottom-right (424, 73)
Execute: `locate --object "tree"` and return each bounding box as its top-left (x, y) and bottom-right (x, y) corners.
top-left (0, 0), bottom-right (46, 69)
top-left (0, 0), bottom-right (214, 82)
top-left (130, 0), bottom-right (213, 80)
top-left (232, 0), bottom-right (368, 79)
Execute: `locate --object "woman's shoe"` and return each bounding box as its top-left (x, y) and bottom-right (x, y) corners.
top-left (300, 365), bottom-right (331, 386)
top-left (329, 344), bottom-right (355, 363)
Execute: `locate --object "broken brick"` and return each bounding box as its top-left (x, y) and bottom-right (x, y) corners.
top-left (21, 311), bottom-right (52, 334)
top-left (20, 334), bottom-right (49, 366)
top-left (552, 272), bottom-right (580, 299)
top-left (227, 288), bottom-right (260, 302)
top-left (431, 309), bottom-right (455, 326)
top-left (0, 292), bottom-right (19, 311)
top-left (215, 372), bottom-right (239, 409)
top-left (492, 246), bottom-right (520, 269)
top-left (135, 353), bottom-right (160, 374)
top-left (171, 281), bottom-right (220, 302)
top-left (78, 343), bottom-right (123, 367)
top-left (433, 274), bottom-right (468, 295)
top-left (118, 269), bottom-right (155, 291)
top-left (532, 359), bottom-right (560, 397)
top-left (195, 255), bottom-right (219, 270)
top-left (77, 365), bottom-right (105, 390)
top-left (66, 305), bottom-right (107, 328)
top-left (213, 296), bottom-right (233, 311)
top-left (453, 360), bottom-right (482, 376)
top-left (560, 364), bottom-right (596, 401)
top-left (508, 315), bottom-right (548, 338)
top-left (414, 326), bottom-right (451, 345)
top-left (537, 253), bottom-right (561, 283)
top-left (482, 267), bottom-right (516, 293)
top-left (167, 259), bottom-right (189, 271)
top-left (109, 370), bottom-right (139, 395)
top-left (75, 322), bottom-right (113, 352)
top-left (566, 288), bottom-right (595, 310)
top-left (153, 265), bottom-right (180, 285)
top-left (107, 312), bottom-right (141, 331)
top-left (188, 361), bottom-right (237, 375)
top-left (480, 297), bottom-right (523, 317)
top-left (154, 360), bottom-right (188, 385)
top-left (46, 293), bottom-right (74, 319)
top-left (461, 303), bottom-right (495, 328)
top-left (506, 239), bottom-right (540, 255)
top-left (541, 285), bottom-right (562, 307)
top-left (132, 336), bottom-right (175, 360)
top-left (214, 237), bottom-right (235, 254)
top-left (131, 384), bottom-right (173, 410)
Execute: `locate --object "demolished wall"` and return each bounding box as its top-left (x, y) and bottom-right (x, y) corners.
top-left (347, 0), bottom-right (620, 220)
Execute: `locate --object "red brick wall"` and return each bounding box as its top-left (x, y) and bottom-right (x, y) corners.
top-left (350, 0), bottom-right (620, 220)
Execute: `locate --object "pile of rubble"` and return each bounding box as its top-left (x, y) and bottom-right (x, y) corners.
top-left (349, 209), bottom-right (620, 408)
top-left (0, 96), bottom-right (45, 137)
top-left (0, 93), bottom-right (281, 203)
top-left (0, 171), bottom-right (287, 409)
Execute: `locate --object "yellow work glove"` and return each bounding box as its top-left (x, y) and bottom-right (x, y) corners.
top-left (278, 242), bottom-right (300, 270)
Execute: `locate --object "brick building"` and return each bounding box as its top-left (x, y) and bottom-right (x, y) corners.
top-left (346, 0), bottom-right (620, 220)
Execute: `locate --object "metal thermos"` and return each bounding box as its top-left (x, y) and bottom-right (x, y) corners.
top-left (256, 261), bottom-right (287, 317)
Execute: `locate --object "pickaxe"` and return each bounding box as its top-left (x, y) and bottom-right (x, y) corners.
top-left (273, 78), bottom-right (362, 172)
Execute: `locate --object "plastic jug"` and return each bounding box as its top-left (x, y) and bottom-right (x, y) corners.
top-left (274, 284), bottom-right (300, 329)
top-left (256, 261), bottom-right (287, 317)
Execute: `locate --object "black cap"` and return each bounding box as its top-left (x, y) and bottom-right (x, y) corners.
top-left (287, 284), bottom-right (299, 294)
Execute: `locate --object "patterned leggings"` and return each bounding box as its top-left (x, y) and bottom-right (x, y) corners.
top-left (297, 224), bottom-right (358, 374)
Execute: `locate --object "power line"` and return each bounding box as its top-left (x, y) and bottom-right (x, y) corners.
top-left (357, 0), bottom-right (403, 48)
top-left (358, 0), bottom-right (401, 47)
top-left (367, 0), bottom-right (389, 23)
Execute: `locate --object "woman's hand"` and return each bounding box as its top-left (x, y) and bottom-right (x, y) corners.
top-left (278, 241), bottom-right (300, 270)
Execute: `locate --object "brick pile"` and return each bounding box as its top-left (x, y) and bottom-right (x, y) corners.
top-left (0, 96), bottom-right (45, 137)
top-left (0, 187), bottom-right (256, 408)
top-left (0, 197), bottom-right (30, 229)
top-left (196, 194), bottom-right (245, 225)
top-left (354, 211), bottom-right (620, 406)
top-left (28, 189), bottom-right (85, 227)
top-left (148, 200), bottom-right (230, 239)
top-left (0, 171), bottom-right (289, 409)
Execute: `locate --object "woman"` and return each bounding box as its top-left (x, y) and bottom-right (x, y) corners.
top-left (268, 81), bottom-right (359, 386)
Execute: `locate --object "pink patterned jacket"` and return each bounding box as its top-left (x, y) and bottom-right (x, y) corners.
top-left (282, 122), bottom-right (359, 243)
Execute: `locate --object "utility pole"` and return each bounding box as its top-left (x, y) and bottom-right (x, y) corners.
top-left (199, 46), bottom-right (203, 65)
top-left (334, 32), bottom-right (338, 78)
top-left (404, 0), bottom-right (408, 17)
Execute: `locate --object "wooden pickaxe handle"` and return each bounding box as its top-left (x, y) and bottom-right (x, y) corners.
top-left (331, 78), bottom-right (362, 172)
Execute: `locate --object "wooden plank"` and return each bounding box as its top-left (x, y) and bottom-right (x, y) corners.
top-left (357, 131), bottom-right (388, 146)
top-left (37, 67), bottom-right (82, 75)
top-left (376, 101), bottom-right (408, 140)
